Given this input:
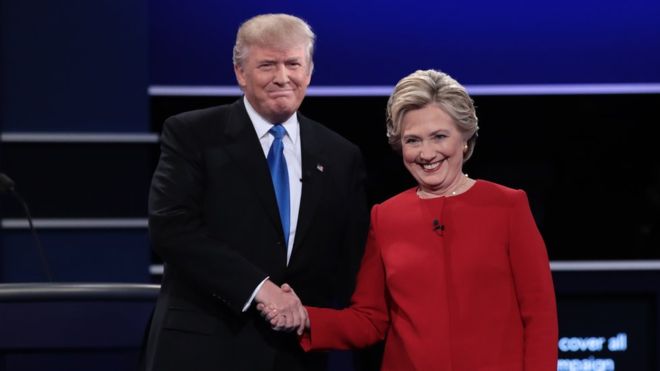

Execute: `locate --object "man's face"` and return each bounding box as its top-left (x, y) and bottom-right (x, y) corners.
top-left (235, 44), bottom-right (312, 123)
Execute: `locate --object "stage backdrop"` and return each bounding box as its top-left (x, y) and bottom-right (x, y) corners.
top-left (149, 0), bottom-right (660, 86)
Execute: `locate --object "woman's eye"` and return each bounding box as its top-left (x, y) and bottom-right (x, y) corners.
top-left (404, 138), bottom-right (419, 144)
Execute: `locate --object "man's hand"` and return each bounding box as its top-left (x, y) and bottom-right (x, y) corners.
top-left (255, 281), bottom-right (307, 335)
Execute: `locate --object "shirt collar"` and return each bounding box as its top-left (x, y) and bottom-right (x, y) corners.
top-left (243, 96), bottom-right (299, 145)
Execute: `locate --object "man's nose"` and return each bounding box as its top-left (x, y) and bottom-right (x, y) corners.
top-left (273, 65), bottom-right (290, 84)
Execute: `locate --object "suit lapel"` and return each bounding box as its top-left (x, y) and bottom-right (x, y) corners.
top-left (291, 115), bottom-right (325, 260)
top-left (220, 102), bottom-right (327, 256)
top-left (222, 100), bottom-right (282, 231)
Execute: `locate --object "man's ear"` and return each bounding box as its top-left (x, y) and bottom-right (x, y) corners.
top-left (234, 64), bottom-right (246, 87)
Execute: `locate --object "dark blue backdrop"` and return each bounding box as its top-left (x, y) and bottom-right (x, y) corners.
top-left (150, 0), bottom-right (660, 86)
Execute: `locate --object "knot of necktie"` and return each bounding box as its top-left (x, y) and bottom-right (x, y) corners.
top-left (269, 124), bottom-right (286, 140)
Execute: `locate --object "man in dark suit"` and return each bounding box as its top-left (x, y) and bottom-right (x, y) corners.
top-left (143, 13), bottom-right (369, 371)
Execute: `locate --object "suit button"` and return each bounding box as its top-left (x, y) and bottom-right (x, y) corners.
top-left (276, 241), bottom-right (283, 247)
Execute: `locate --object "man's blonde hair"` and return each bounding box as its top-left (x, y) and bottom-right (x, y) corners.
top-left (233, 13), bottom-right (315, 73)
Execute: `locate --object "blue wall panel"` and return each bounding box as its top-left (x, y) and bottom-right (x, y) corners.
top-left (1, 0), bottom-right (149, 131)
top-left (0, 230), bottom-right (150, 282)
top-left (149, 0), bottom-right (660, 86)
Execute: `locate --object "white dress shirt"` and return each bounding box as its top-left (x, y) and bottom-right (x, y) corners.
top-left (242, 97), bottom-right (303, 310)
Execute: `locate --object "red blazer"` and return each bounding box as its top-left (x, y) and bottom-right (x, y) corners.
top-left (302, 180), bottom-right (558, 371)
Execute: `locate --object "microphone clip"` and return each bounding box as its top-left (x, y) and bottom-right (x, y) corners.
top-left (432, 219), bottom-right (445, 236)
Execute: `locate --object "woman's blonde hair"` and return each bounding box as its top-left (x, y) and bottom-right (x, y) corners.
top-left (386, 69), bottom-right (479, 161)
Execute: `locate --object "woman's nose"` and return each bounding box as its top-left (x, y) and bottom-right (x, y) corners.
top-left (418, 143), bottom-right (435, 160)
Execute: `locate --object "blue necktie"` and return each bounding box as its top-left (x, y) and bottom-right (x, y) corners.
top-left (267, 125), bottom-right (290, 247)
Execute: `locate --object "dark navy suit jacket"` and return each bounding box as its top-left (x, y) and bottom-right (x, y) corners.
top-left (144, 99), bottom-right (369, 371)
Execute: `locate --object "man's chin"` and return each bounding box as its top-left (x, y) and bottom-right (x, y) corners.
top-left (266, 107), bottom-right (297, 123)
top-left (275, 100), bottom-right (302, 114)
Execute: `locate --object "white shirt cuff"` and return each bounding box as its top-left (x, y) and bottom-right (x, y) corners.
top-left (242, 276), bottom-right (270, 312)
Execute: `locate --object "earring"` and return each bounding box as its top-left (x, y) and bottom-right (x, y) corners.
top-left (463, 144), bottom-right (468, 152)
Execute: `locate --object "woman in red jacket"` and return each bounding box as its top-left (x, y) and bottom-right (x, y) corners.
top-left (261, 69), bottom-right (558, 370)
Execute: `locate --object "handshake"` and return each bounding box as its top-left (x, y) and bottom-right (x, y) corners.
top-left (255, 280), bottom-right (309, 335)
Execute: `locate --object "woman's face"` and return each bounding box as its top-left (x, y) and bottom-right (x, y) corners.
top-left (401, 104), bottom-right (467, 195)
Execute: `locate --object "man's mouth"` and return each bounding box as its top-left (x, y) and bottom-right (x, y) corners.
top-left (268, 90), bottom-right (294, 97)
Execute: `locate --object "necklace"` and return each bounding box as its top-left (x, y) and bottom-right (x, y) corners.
top-left (417, 173), bottom-right (469, 198)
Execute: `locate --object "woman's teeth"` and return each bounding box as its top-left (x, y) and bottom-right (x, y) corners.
top-left (422, 162), bottom-right (440, 170)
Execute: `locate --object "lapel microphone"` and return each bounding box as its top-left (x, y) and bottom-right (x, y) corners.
top-left (432, 219), bottom-right (445, 236)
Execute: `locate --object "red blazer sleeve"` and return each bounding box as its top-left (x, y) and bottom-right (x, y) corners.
top-left (300, 206), bottom-right (389, 351)
top-left (508, 190), bottom-right (558, 370)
